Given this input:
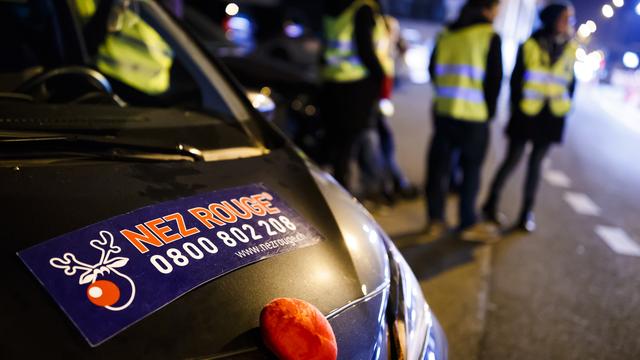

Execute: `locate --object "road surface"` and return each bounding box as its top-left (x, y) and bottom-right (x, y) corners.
top-left (375, 75), bottom-right (640, 359)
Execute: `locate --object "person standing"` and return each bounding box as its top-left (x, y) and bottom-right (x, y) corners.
top-left (373, 13), bottom-right (418, 202)
top-left (77, 0), bottom-right (174, 102)
top-left (483, 2), bottom-right (577, 232)
top-left (322, 0), bottom-right (387, 200)
top-left (425, 0), bottom-right (502, 240)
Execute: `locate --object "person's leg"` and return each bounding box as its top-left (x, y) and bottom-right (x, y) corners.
top-left (356, 128), bottom-right (386, 199)
top-left (519, 141), bottom-right (552, 222)
top-left (377, 113), bottom-right (411, 192)
top-left (377, 112), bottom-right (394, 162)
top-left (425, 127), bottom-right (453, 224)
top-left (321, 82), bottom-right (341, 173)
top-left (449, 149), bottom-right (463, 194)
top-left (458, 124), bottom-right (490, 229)
top-left (371, 113), bottom-right (396, 200)
top-left (483, 138), bottom-right (527, 216)
top-left (332, 126), bottom-right (360, 191)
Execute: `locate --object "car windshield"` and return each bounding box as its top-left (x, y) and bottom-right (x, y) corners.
top-left (0, 0), bottom-right (265, 162)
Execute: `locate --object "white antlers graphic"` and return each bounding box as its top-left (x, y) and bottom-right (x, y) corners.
top-left (50, 231), bottom-right (136, 311)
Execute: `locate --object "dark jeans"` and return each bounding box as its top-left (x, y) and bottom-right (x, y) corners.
top-left (426, 118), bottom-right (489, 228)
top-left (377, 112), bottom-right (409, 192)
top-left (485, 139), bottom-right (552, 217)
top-left (322, 79), bottom-right (381, 196)
top-left (333, 128), bottom-right (385, 197)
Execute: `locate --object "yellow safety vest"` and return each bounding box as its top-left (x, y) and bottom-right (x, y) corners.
top-left (520, 38), bottom-right (577, 117)
top-left (322, 0), bottom-right (393, 82)
top-left (433, 23), bottom-right (495, 122)
top-left (75, 0), bottom-right (173, 95)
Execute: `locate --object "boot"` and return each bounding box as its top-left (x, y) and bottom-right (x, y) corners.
top-left (482, 200), bottom-right (506, 226)
top-left (459, 222), bottom-right (500, 243)
top-left (517, 211), bottom-right (536, 233)
top-left (424, 220), bottom-right (448, 240)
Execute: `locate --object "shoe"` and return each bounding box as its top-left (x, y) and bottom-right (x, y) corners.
top-left (459, 222), bottom-right (500, 243)
top-left (396, 184), bottom-right (419, 200)
top-left (381, 190), bottom-right (397, 206)
top-left (358, 191), bottom-right (394, 208)
top-left (424, 220), bottom-right (448, 240)
top-left (481, 206), bottom-right (508, 227)
top-left (517, 212), bottom-right (536, 233)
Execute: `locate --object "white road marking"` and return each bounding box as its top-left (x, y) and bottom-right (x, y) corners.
top-left (595, 225), bottom-right (640, 257)
top-left (596, 87), bottom-right (640, 136)
top-left (563, 192), bottom-right (601, 216)
top-left (544, 169), bottom-right (572, 188)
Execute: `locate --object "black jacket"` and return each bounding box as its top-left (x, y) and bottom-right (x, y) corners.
top-left (506, 32), bottom-right (576, 144)
top-left (429, 19), bottom-right (503, 121)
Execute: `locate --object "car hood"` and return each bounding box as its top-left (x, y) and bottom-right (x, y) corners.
top-left (1, 146), bottom-right (389, 358)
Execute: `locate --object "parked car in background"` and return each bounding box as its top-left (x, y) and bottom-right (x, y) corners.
top-left (179, 1), bottom-right (327, 163)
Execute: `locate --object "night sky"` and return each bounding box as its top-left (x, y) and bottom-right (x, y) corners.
top-left (572, 0), bottom-right (640, 51)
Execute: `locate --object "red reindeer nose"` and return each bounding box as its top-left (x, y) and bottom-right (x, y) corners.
top-left (87, 280), bottom-right (120, 307)
top-left (260, 298), bottom-right (337, 360)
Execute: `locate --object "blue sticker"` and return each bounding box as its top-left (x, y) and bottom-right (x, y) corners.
top-left (18, 184), bottom-right (324, 346)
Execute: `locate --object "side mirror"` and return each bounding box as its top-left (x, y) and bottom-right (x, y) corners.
top-left (246, 90), bottom-right (276, 121)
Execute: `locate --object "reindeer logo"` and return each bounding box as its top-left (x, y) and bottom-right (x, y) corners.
top-left (50, 231), bottom-right (136, 311)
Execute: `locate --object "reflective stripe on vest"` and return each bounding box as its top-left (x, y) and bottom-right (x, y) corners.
top-left (520, 38), bottom-right (577, 117)
top-left (322, 0), bottom-right (368, 82)
top-left (433, 23), bottom-right (495, 122)
top-left (74, 0), bottom-right (173, 95)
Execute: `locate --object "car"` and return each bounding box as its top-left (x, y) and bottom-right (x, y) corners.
top-left (0, 0), bottom-right (447, 359)
top-left (179, 2), bottom-right (326, 163)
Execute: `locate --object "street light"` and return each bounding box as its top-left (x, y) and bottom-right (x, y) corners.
top-left (636, 2), bottom-right (640, 16)
top-left (602, 4), bottom-right (614, 18)
top-left (623, 52), bottom-right (639, 69)
top-left (578, 24), bottom-right (591, 38)
top-left (225, 2), bottom-right (239, 16)
top-left (586, 20), bottom-right (597, 33)
top-left (612, 0), bottom-right (624, 7)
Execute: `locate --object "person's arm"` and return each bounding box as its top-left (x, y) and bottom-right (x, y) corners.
top-left (429, 42), bottom-right (438, 82)
top-left (84, 0), bottom-right (116, 55)
top-left (510, 44), bottom-right (525, 111)
top-left (354, 5), bottom-right (384, 83)
top-left (568, 72), bottom-right (576, 99)
top-left (483, 33), bottom-right (503, 119)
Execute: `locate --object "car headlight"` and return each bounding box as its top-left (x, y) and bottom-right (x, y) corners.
top-left (385, 235), bottom-right (434, 359)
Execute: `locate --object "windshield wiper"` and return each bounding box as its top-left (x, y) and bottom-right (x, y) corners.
top-left (0, 131), bottom-right (205, 162)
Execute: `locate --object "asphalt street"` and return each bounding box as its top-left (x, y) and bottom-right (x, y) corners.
top-left (374, 75), bottom-right (640, 359)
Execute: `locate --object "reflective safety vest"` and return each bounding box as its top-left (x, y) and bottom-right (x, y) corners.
top-left (75, 0), bottom-right (96, 20)
top-left (75, 0), bottom-right (173, 95)
top-left (322, 0), bottom-right (393, 82)
top-left (433, 23), bottom-right (495, 122)
top-left (520, 38), bottom-right (577, 117)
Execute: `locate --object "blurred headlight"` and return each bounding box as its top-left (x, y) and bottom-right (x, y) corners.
top-left (385, 236), bottom-right (433, 359)
top-left (246, 90), bottom-right (276, 120)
